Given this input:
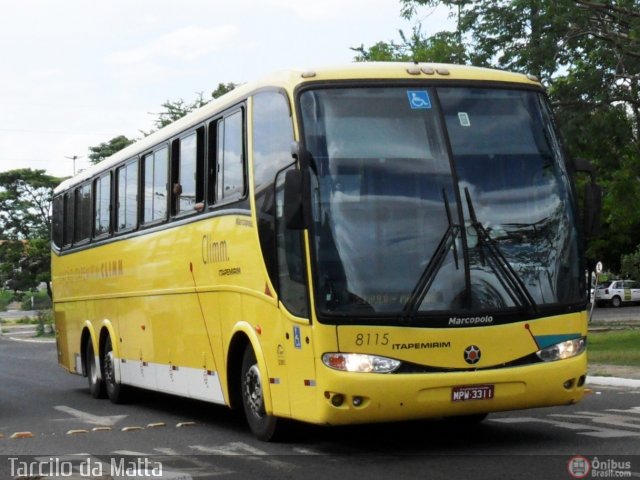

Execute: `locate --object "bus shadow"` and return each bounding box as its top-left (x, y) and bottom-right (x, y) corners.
top-left (73, 385), bottom-right (561, 454)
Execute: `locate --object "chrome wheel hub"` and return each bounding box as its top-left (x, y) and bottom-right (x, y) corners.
top-left (244, 364), bottom-right (264, 416)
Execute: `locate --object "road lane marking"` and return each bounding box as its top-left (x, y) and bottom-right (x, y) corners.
top-left (113, 450), bottom-right (153, 456)
top-left (492, 415), bottom-right (640, 438)
top-left (54, 405), bottom-right (127, 427)
top-left (550, 410), bottom-right (640, 431)
top-left (190, 443), bottom-right (296, 472)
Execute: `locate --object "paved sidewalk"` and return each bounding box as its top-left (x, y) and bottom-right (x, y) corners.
top-left (588, 363), bottom-right (640, 380)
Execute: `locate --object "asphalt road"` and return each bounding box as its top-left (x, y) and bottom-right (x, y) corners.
top-left (0, 336), bottom-right (638, 479)
top-left (590, 303), bottom-right (640, 324)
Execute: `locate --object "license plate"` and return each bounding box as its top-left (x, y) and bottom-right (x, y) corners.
top-left (451, 384), bottom-right (495, 402)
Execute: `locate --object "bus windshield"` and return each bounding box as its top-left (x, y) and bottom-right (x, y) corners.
top-left (300, 86), bottom-right (581, 319)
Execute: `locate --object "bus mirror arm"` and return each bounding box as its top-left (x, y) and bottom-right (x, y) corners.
top-left (291, 141), bottom-right (317, 173)
top-left (573, 158), bottom-right (602, 238)
top-left (283, 169), bottom-right (306, 230)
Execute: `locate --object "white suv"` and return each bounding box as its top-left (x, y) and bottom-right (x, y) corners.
top-left (594, 280), bottom-right (640, 307)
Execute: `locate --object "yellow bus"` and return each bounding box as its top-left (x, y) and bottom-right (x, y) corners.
top-left (52, 62), bottom-right (597, 441)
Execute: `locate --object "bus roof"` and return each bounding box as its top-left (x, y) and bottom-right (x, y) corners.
top-left (54, 62), bottom-right (541, 194)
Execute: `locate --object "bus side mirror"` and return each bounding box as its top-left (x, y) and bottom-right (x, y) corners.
top-left (283, 169), bottom-right (305, 230)
top-left (573, 158), bottom-right (602, 238)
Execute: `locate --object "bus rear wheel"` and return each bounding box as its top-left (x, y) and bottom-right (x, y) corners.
top-left (102, 335), bottom-right (129, 404)
top-left (241, 346), bottom-right (281, 441)
top-left (86, 338), bottom-right (106, 399)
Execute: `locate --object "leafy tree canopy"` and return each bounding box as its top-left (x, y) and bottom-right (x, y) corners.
top-left (621, 245), bottom-right (640, 280)
top-left (358, 0), bottom-right (640, 272)
top-left (0, 169), bottom-right (60, 295)
top-left (149, 83), bottom-right (239, 132)
top-left (88, 135), bottom-right (135, 165)
top-left (352, 28), bottom-right (466, 63)
top-left (0, 169), bottom-right (60, 239)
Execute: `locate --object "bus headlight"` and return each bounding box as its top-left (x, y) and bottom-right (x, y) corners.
top-left (535, 337), bottom-right (586, 362)
top-left (322, 353), bottom-right (401, 373)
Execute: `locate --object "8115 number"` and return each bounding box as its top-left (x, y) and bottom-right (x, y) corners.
top-left (355, 333), bottom-right (390, 346)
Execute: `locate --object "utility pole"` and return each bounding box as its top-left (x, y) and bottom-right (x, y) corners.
top-left (65, 155), bottom-right (82, 176)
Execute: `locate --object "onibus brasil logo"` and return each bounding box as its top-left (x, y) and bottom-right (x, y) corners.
top-left (568, 456), bottom-right (591, 478)
top-left (568, 455), bottom-right (632, 478)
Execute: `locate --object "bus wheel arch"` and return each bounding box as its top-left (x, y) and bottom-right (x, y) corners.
top-left (226, 332), bottom-right (250, 412)
top-left (227, 330), bottom-right (282, 441)
top-left (80, 328), bottom-right (91, 377)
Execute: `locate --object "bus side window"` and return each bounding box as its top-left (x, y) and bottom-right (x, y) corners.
top-left (63, 191), bottom-right (74, 247)
top-left (143, 147), bottom-right (168, 224)
top-left (252, 90), bottom-right (295, 296)
top-left (74, 182), bottom-right (92, 244)
top-left (116, 159), bottom-right (139, 232)
top-left (275, 167), bottom-right (308, 317)
top-left (207, 121), bottom-right (217, 205)
top-left (215, 109), bottom-right (245, 204)
top-left (173, 128), bottom-right (205, 215)
top-left (94, 172), bottom-right (111, 237)
top-left (52, 195), bottom-right (64, 248)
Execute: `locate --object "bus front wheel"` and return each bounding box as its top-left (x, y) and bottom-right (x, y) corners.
top-left (86, 338), bottom-right (106, 399)
top-left (241, 346), bottom-right (280, 441)
top-left (102, 335), bottom-right (129, 404)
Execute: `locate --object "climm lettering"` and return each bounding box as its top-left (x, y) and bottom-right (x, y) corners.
top-left (392, 341), bottom-right (451, 350)
top-left (202, 235), bottom-right (229, 264)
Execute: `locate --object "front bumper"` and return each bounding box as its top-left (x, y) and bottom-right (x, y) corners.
top-left (300, 353), bottom-right (587, 425)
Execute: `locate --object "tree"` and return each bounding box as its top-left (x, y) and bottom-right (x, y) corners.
top-left (353, 27), bottom-right (467, 63)
top-left (384, 0), bottom-right (640, 273)
top-left (0, 169), bottom-right (60, 239)
top-left (151, 84), bottom-right (239, 130)
top-left (399, 0), bottom-right (584, 82)
top-left (0, 169), bottom-right (61, 297)
top-left (211, 82), bottom-right (238, 99)
top-left (621, 245), bottom-right (640, 280)
top-left (88, 135), bottom-right (135, 165)
top-left (0, 239), bottom-right (48, 295)
top-left (549, 1), bottom-right (640, 270)
top-left (89, 83), bottom-right (239, 159)
top-left (152, 95), bottom-right (207, 130)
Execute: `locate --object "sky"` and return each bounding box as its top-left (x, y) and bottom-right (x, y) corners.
top-left (0, 0), bottom-right (453, 179)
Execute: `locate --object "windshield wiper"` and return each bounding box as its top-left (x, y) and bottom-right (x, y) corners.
top-left (463, 188), bottom-right (538, 314)
top-left (403, 190), bottom-right (460, 320)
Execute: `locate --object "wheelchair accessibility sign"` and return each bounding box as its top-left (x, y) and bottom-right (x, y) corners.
top-left (407, 90), bottom-right (432, 109)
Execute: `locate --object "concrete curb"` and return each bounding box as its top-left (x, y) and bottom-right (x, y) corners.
top-left (2, 334), bottom-right (55, 344)
top-left (586, 375), bottom-right (640, 388)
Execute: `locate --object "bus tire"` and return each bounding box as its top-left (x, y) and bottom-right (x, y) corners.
top-left (102, 335), bottom-right (129, 404)
top-left (241, 345), bottom-right (280, 441)
top-left (86, 338), bottom-right (106, 399)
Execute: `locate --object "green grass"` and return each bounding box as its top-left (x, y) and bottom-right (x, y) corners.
top-left (0, 290), bottom-right (13, 311)
top-left (588, 330), bottom-right (640, 366)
